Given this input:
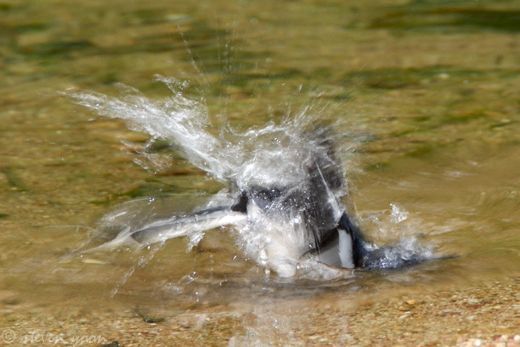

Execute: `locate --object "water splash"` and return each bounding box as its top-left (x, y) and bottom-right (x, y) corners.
top-left (390, 203), bottom-right (409, 224)
top-left (67, 76), bottom-right (342, 189)
top-left (69, 76), bottom-right (234, 181)
top-left (67, 76), bottom-right (436, 280)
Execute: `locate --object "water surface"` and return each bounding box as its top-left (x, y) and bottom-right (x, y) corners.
top-left (0, 0), bottom-right (519, 345)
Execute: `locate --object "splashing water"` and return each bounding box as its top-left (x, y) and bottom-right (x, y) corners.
top-left (69, 76), bottom-right (333, 189)
top-left (67, 76), bottom-right (435, 279)
top-left (390, 203), bottom-right (409, 224)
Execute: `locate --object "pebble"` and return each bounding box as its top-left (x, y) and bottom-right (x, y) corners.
top-left (81, 258), bottom-right (108, 265)
top-left (466, 298), bottom-right (481, 305)
top-left (101, 341), bottom-right (120, 347)
top-left (179, 320), bottom-right (191, 329)
top-left (399, 312), bottom-right (411, 320)
top-left (0, 290), bottom-right (20, 305)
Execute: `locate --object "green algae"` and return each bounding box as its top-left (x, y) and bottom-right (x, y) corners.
top-left (16, 40), bottom-right (96, 62)
top-left (221, 68), bottom-right (302, 88)
top-left (342, 66), bottom-right (497, 90)
top-left (370, 6), bottom-right (520, 33)
top-left (0, 167), bottom-right (28, 192)
top-left (0, 3), bottom-right (13, 12)
top-left (405, 143), bottom-right (436, 158)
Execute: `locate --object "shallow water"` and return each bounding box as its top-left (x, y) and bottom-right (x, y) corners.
top-left (1, 0), bottom-right (519, 345)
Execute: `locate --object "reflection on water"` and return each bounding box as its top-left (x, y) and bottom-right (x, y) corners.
top-left (0, 0), bottom-right (519, 344)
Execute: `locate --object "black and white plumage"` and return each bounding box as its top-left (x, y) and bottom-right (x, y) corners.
top-left (119, 128), bottom-right (425, 277)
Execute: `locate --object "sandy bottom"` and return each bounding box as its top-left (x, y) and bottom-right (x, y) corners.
top-left (1, 276), bottom-right (518, 346)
